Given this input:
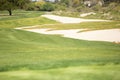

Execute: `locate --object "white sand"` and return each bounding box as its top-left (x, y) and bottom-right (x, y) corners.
top-left (41, 14), bottom-right (109, 23)
top-left (80, 12), bottom-right (96, 17)
top-left (25, 28), bottom-right (120, 42)
top-left (16, 15), bottom-right (119, 42)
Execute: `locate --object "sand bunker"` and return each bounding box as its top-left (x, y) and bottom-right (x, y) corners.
top-left (24, 28), bottom-right (120, 42)
top-left (16, 15), bottom-right (119, 42)
top-left (41, 14), bottom-right (109, 23)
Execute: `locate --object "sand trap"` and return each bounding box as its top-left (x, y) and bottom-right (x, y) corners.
top-left (24, 28), bottom-right (120, 42)
top-left (15, 15), bottom-right (119, 42)
top-left (41, 14), bottom-right (109, 23)
top-left (80, 12), bottom-right (96, 17)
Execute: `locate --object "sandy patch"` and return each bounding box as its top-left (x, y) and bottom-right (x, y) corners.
top-left (15, 15), bottom-right (119, 43)
top-left (24, 28), bottom-right (120, 42)
top-left (41, 14), bottom-right (109, 23)
top-left (80, 12), bottom-right (96, 17)
top-left (15, 26), bottom-right (38, 29)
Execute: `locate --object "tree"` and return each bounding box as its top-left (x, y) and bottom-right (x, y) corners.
top-left (71, 0), bottom-right (81, 7)
top-left (35, 0), bottom-right (45, 10)
top-left (0, 0), bottom-right (30, 16)
top-left (42, 2), bottom-right (55, 11)
top-left (60, 0), bottom-right (69, 7)
top-left (59, 0), bottom-right (82, 8)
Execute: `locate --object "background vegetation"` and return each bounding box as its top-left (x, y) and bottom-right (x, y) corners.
top-left (0, 0), bottom-right (120, 20)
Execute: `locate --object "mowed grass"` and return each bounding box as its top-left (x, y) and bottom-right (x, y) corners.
top-left (0, 65), bottom-right (120, 80)
top-left (0, 11), bottom-right (120, 80)
top-left (0, 10), bottom-right (58, 28)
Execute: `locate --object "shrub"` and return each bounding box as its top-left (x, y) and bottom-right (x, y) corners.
top-left (76, 5), bottom-right (93, 13)
top-left (101, 2), bottom-right (120, 20)
top-left (35, 0), bottom-right (46, 11)
top-left (92, 4), bottom-right (103, 12)
top-left (41, 3), bottom-right (55, 11)
top-left (54, 3), bottom-right (67, 11)
top-left (26, 3), bottom-right (36, 11)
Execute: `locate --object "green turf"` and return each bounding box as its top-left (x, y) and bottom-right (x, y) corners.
top-left (0, 29), bottom-right (120, 80)
top-left (0, 29), bottom-right (120, 71)
top-left (0, 10), bottom-right (44, 20)
top-left (0, 65), bottom-right (120, 80)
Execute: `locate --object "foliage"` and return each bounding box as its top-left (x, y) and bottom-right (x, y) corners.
top-left (104, 0), bottom-right (120, 3)
top-left (41, 2), bottom-right (55, 11)
top-left (26, 2), bottom-right (36, 11)
top-left (100, 2), bottom-right (120, 20)
top-left (26, 1), bottom-right (55, 11)
top-left (72, 0), bottom-right (81, 7)
top-left (54, 3), bottom-right (67, 11)
top-left (35, 0), bottom-right (46, 10)
top-left (0, 0), bottom-right (30, 15)
top-left (60, 0), bottom-right (69, 7)
top-left (51, 0), bottom-right (120, 20)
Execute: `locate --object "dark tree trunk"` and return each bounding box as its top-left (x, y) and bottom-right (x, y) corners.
top-left (8, 9), bottom-right (12, 16)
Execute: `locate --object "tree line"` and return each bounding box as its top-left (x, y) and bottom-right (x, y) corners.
top-left (0, 0), bottom-right (120, 16)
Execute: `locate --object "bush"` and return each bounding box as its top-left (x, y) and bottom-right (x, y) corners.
top-left (41, 3), bottom-right (55, 11)
top-left (25, 2), bottom-right (55, 11)
top-left (54, 3), bottom-right (67, 11)
top-left (26, 3), bottom-right (36, 11)
top-left (101, 2), bottom-right (120, 20)
top-left (76, 5), bottom-right (93, 13)
top-left (92, 4), bottom-right (103, 12)
top-left (35, 0), bottom-right (45, 11)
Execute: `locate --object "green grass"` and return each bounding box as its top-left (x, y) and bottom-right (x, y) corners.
top-left (0, 29), bottom-right (120, 80)
top-left (0, 29), bottom-right (120, 71)
top-left (37, 21), bottom-right (120, 30)
top-left (0, 11), bottom-right (120, 80)
top-left (0, 65), bottom-right (120, 80)
top-left (0, 10), bottom-right (58, 28)
top-left (0, 10), bottom-right (44, 20)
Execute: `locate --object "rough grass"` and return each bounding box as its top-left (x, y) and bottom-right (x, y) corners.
top-left (0, 10), bottom-right (44, 20)
top-left (37, 21), bottom-right (120, 30)
top-left (0, 10), bottom-right (58, 28)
